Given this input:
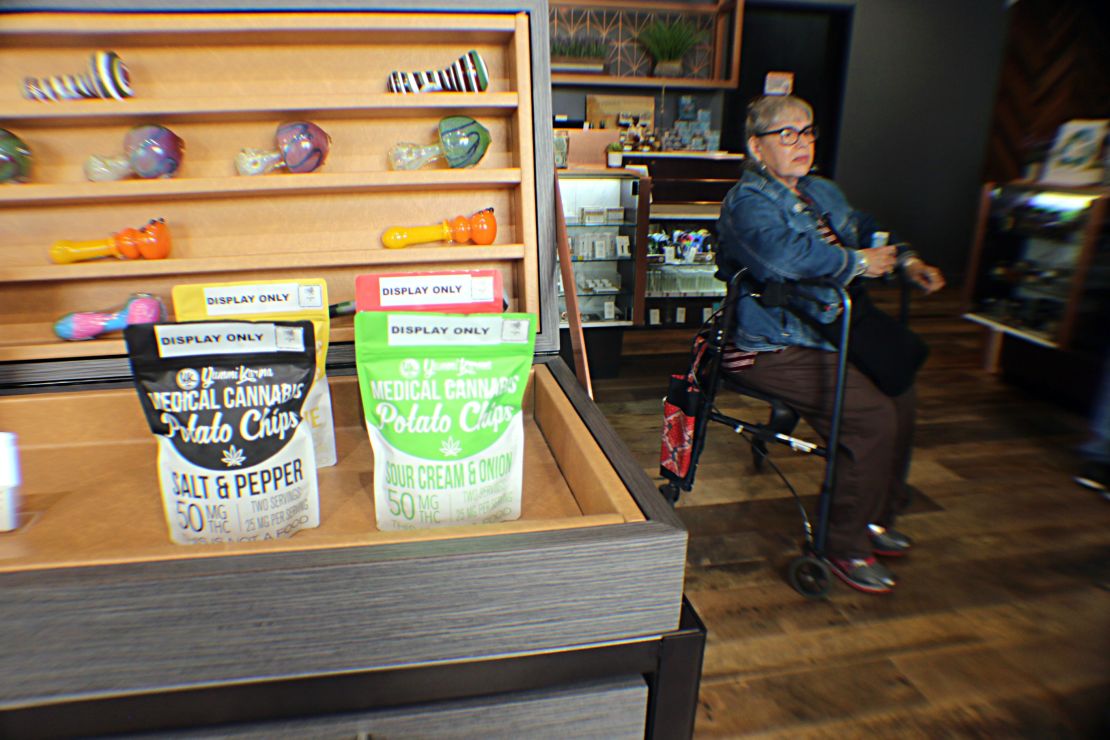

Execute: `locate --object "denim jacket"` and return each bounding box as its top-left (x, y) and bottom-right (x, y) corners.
top-left (716, 168), bottom-right (871, 352)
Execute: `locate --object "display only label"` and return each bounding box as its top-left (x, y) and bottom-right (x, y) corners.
top-left (355, 270), bottom-right (502, 313)
top-left (154, 322), bottom-right (305, 358)
top-left (385, 314), bottom-right (530, 346)
top-left (202, 283), bottom-right (323, 316)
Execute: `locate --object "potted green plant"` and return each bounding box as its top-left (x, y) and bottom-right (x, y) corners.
top-left (549, 35), bottom-right (608, 74)
top-left (635, 18), bottom-right (704, 77)
top-left (606, 141), bottom-right (624, 168)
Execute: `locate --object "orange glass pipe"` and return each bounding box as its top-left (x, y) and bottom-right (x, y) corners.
top-left (382, 208), bottom-right (496, 249)
top-left (50, 218), bottom-right (171, 264)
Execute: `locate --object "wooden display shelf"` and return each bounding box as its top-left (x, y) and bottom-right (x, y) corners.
top-left (0, 245), bottom-right (527, 284)
top-left (0, 169), bottom-right (524, 206)
top-left (550, 74), bottom-right (735, 89)
top-left (0, 321), bottom-right (361, 363)
top-left (0, 10), bottom-right (519, 35)
top-left (0, 368), bottom-right (644, 574)
top-left (650, 202), bottom-right (724, 220)
top-left (548, 0), bottom-right (744, 88)
top-left (0, 10), bottom-right (541, 372)
top-left (2, 94), bottom-right (521, 126)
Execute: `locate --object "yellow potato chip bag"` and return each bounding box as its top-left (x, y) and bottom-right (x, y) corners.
top-left (173, 279), bottom-right (336, 467)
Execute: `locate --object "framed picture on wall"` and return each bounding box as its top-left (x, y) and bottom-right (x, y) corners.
top-left (678, 95), bottom-right (697, 121)
top-left (1040, 119), bottom-right (1108, 186)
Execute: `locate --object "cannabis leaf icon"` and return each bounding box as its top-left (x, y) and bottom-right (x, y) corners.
top-left (439, 436), bottom-right (462, 457)
top-left (221, 444), bottom-right (246, 467)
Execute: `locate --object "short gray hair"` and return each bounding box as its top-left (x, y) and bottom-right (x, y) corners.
top-left (745, 95), bottom-right (814, 156)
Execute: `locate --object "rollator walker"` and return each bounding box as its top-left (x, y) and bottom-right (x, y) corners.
top-left (658, 271), bottom-right (854, 599)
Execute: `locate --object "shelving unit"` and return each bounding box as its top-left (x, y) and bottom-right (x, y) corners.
top-left (557, 167), bottom-right (650, 327)
top-left (623, 151), bottom-right (740, 328)
top-left (555, 166), bottom-right (650, 377)
top-left (0, 11), bottom-right (538, 366)
top-left (962, 181), bottom-right (1110, 371)
top-left (549, 0), bottom-right (744, 89)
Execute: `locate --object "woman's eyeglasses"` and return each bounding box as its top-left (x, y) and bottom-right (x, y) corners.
top-left (756, 124), bottom-right (819, 146)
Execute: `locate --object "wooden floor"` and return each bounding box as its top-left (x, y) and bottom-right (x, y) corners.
top-left (591, 288), bottom-right (1110, 738)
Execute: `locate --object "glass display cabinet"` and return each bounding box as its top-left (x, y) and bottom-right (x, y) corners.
top-left (624, 151), bottom-right (740, 328)
top-left (556, 168), bottom-right (650, 377)
top-left (557, 169), bottom-right (647, 328)
top-left (644, 261), bottom-right (726, 327)
top-left (963, 183), bottom-right (1110, 359)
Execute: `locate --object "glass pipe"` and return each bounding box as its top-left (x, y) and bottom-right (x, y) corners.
top-left (382, 208), bottom-right (496, 249)
top-left (53, 293), bottom-right (166, 341)
top-left (388, 115), bottom-right (490, 171)
top-left (236, 121), bottom-right (331, 176)
top-left (50, 218), bottom-right (171, 264)
top-left (85, 125), bottom-right (184, 182)
top-left (0, 129), bottom-right (32, 184)
top-left (387, 50), bottom-right (489, 94)
top-left (23, 51), bottom-right (132, 102)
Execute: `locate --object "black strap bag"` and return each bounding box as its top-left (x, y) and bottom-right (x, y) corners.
top-left (817, 285), bottom-right (929, 397)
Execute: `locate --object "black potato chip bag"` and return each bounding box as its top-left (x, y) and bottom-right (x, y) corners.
top-left (125, 320), bottom-right (319, 545)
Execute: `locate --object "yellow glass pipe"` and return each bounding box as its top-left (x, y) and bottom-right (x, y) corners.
top-left (49, 219), bottom-right (171, 264)
top-left (381, 209), bottom-right (496, 249)
top-left (382, 220), bottom-right (459, 250)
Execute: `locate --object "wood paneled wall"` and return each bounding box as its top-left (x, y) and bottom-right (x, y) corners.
top-left (983, 0), bottom-right (1110, 183)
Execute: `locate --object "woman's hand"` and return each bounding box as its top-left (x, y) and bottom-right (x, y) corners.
top-left (904, 258), bottom-right (946, 294)
top-left (861, 246), bottom-right (898, 277)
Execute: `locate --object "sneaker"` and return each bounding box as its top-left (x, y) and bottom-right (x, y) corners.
top-left (1074, 463), bottom-right (1109, 498)
top-left (868, 524), bottom-right (913, 557)
top-left (828, 556), bottom-right (896, 594)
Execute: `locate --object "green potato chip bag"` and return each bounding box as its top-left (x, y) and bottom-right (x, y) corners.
top-left (355, 312), bottom-right (536, 530)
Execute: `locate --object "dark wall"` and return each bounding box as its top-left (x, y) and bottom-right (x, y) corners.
top-left (735, 0), bottom-right (1008, 279)
top-left (833, 0), bottom-right (1007, 279)
top-left (983, 0), bottom-right (1110, 183)
top-left (725, 4), bottom-right (851, 176)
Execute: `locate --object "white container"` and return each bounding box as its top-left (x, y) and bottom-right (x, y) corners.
top-left (0, 432), bottom-right (19, 532)
top-left (580, 207), bottom-right (607, 225)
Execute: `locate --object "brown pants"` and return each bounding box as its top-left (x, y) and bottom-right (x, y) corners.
top-left (738, 347), bottom-right (916, 559)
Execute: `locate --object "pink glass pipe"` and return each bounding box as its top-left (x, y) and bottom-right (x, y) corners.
top-left (54, 293), bottom-right (166, 341)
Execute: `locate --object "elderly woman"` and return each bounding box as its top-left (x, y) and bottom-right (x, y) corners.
top-left (716, 95), bottom-right (945, 594)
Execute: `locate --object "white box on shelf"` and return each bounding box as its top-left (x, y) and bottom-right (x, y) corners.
top-left (581, 207), bottom-right (607, 225)
top-left (592, 235), bottom-right (613, 259)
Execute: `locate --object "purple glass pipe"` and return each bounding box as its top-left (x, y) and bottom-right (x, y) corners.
top-left (236, 121), bottom-right (331, 176)
top-left (85, 124), bottom-right (184, 182)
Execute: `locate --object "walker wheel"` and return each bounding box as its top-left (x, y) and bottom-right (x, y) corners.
top-left (751, 439), bottom-right (769, 472)
top-left (788, 555), bottom-right (830, 599)
top-left (658, 482), bottom-right (681, 507)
